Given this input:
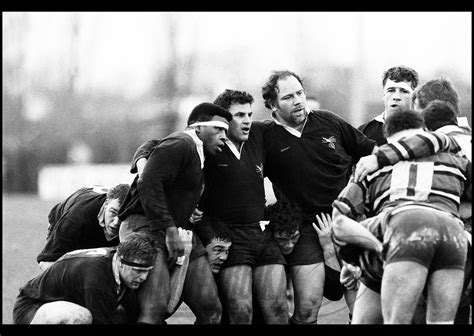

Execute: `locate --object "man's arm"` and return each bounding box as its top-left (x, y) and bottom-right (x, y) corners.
top-left (130, 139), bottom-right (160, 174)
top-left (138, 138), bottom-right (189, 263)
top-left (313, 213), bottom-right (341, 272)
top-left (354, 131), bottom-right (462, 182)
top-left (331, 202), bottom-right (383, 253)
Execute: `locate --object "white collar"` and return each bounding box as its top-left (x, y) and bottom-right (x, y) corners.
top-left (436, 125), bottom-right (464, 134)
top-left (224, 139), bottom-right (243, 160)
top-left (271, 108), bottom-right (311, 138)
top-left (374, 111), bottom-right (386, 123)
top-left (183, 129), bottom-right (205, 169)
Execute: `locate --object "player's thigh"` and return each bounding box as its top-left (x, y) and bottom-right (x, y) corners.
top-left (30, 301), bottom-right (92, 324)
top-left (253, 264), bottom-right (287, 300)
top-left (220, 264), bottom-right (253, 302)
top-left (290, 262), bottom-right (325, 300)
top-left (351, 282), bottom-right (382, 324)
top-left (183, 255), bottom-right (219, 302)
top-left (426, 268), bottom-right (465, 321)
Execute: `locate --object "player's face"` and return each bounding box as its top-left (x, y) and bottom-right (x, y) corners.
top-left (103, 198), bottom-right (121, 240)
top-left (205, 238), bottom-right (232, 274)
top-left (272, 76), bottom-right (307, 128)
top-left (198, 116), bottom-right (228, 155)
top-left (273, 230), bottom-right (300, 255)
top-left (119, 260), bottom-right (153, 289)
top-left (227, 103), bottom-right (253, 146)
top-left (383, 79), bottom-right (414, 117)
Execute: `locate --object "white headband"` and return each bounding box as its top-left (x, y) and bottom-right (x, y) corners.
top-left (190, 120), bottom-right (229, 130)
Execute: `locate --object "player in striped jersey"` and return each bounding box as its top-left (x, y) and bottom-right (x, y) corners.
top-left (332, 109), bottom-right (470, 324)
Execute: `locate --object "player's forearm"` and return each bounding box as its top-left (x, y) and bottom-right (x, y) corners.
top-left (376, 132), bottom-right (459, 168)
top-left (320, 241), bottom-right (341, 271)
top-left (331, 207), bottom-right (382, 253)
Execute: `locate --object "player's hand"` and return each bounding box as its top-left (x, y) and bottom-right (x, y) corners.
top-left (354, 154), bottom-right (379, 182)
top-left (340, 263), bottom-right (361, 291)
top-left (313, 213), bottom-right (333, 246)
top-left (189, 208), bottom-right (203, 224)
top-left (165, 226), bottom-right (185, 267)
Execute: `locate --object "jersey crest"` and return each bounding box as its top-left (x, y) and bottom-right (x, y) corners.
top-left (322, 136), bottom-right (337, 149)
top-left (255, 163), bottom-right (264, 179)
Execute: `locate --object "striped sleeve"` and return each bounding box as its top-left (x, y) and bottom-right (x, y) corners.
top-left (376, 131), bottom-right (462, 168)
top-left (334, 178), bottom-right (367, 219)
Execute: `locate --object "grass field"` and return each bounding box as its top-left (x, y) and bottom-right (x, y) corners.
top-left (2, 193), bottom-right (350, 325)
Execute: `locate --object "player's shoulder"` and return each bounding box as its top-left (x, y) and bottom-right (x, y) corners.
top-left (310, 109), bottom-right (347, 124)
top-left (159, 131), bottom-right (196, 150)
top-left (358, 117), bottom-right (383, 132)
top-left (58, 247), bottom-right (116, 263)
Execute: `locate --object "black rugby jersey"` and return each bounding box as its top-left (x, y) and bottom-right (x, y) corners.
top-left (118, 131), bottom-right (204, 231)
top-left (262, 110), bottom-right (375, 219)
top-left (18, 248), bottom-right (128, 324)
top-left (199, 122), bottom-right (267, 224)
top-left (37, 188), bottom-right (117, 263)
top-left (358, 117), bottom-right (387, 146)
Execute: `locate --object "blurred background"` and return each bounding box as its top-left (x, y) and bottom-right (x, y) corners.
top-left (3, 12), bottom-right (472, 199)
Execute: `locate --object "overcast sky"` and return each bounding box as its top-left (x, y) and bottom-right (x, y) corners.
top-left (7, 12), bottom-right (472, 98)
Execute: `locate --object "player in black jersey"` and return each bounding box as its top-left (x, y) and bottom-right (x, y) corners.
top-left (13, 232), bottom-right (157, 324)
top-left (259, 70), bottom-right (376, 324)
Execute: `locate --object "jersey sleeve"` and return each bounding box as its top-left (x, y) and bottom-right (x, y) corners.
top-left (37, 216), bottom-right (83, 263)
top-left (137, 138), bottom-right (192, 230)
top-left (130, 139), bottom-right (160, 174)
top-left (337, 116), bottom-right (376, 160)
top-left (375, 131), bottom-right (462, 168)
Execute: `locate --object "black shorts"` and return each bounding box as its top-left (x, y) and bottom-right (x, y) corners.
top-left (285, 221), bottom-right (324, 267)
top-left (119, 214), bottom-right (207, 261)
top-left (221, 223), bottom-right (286, 268)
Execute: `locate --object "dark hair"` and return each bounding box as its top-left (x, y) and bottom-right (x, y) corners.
top-left (412, 77), bottom-right (460, 114)
top-left (194, 217), bottom-right (232, 246)
top-left (186, 102), bottom-right (233, 126)
top-left (265, 201), bottom-right (303, 235)
top-left (117, 232), bottom-right (157, 266)
top-left (421, 100), bottom-right (458, 131)
top-left (383, 109), bottom-right (424, 138)
top-left (382, 66), bottom-right (419, 90)
top-left (262, 70), bottom-right (304, 110)
top-left (213, 89), bottom-right (254, 110)
top-left (107, 184), bottom-right (130, 205)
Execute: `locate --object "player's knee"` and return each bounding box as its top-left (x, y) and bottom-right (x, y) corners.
top-left (31, 302), bottom-right (92, 324)
top-left (227, 299), bottom-right (252, 322)
top-left (198, 297), bottom-right (222, 317)
top-left (70, 307), bottom-right (93, 324)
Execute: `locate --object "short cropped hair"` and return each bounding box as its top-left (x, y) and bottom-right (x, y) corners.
top-left (265, 200), bottom-right (303, 235)
top-left (117, 232), bottom-right (157, 266)
top-left (382, 66), bottom-right (419, 90)
top-left (412, 77), bottom-right (460, 114)
top-left (107, 184), bottom-right (130, 205)
top-left (213, 89), bottom-right (254, 110)
top-left (383, 109), bottom-right (424, 138)
top-left (421, 100), bottom-right (458, 131)
top-left (187, 102), bottom-right (233, 126)
top-left (262, 70), bottom-right (305, 110)
top-left (194, 217), bottom-right (232, 246)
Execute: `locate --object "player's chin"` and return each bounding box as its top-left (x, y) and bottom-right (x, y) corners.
top-left (130, 281), bottom-right (142, 289)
